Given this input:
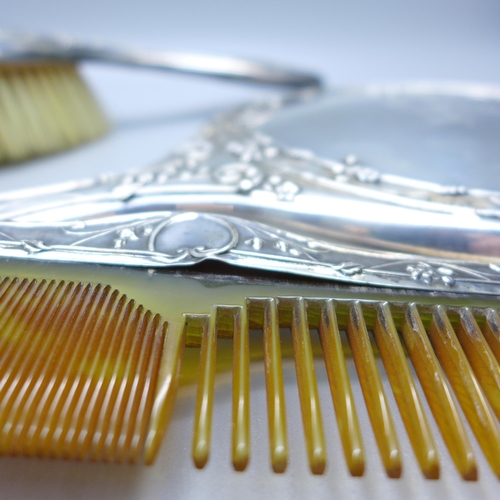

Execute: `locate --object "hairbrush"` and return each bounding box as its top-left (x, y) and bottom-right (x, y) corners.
top-left (0, 83), bottom-right (499, 483)
top-left (0, 30), bottom-right (320, 164)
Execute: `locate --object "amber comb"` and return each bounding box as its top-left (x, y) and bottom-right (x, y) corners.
top-left (0, 264), bottom-right (499, 483)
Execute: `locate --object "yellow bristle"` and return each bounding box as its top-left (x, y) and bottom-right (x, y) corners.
top-left (0, 62), bottom-right (109, 164)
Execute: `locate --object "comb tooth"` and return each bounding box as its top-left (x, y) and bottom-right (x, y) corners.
top-left (0, 279), bottom-right (169, 464)
top-left (453, 308), bottom-right (500, 422)
top-left (0, 280), bottom-right (59, 406)
top-left (192, 314), bottom-right (217, 469)
top-left (316, 299), bottom-right (365, 477)
top-left (0, 279), bottom-right (48, 414)
top-left (87, 297), bottom-right (136, 461)
top-left (144, 320), bottom-right (170, 440)
top-left (124, 313), bottom-right (165, 463)
top-left (102, 304), bottom-right (144, 462)
top-left (0, 276), bottom-right (14, 298)
top-left (36, 284), bottom-right (104, 456)
top-left (401, 304), bottom-right (477, 480)
top-left (46, 284), bottom-right (108, 457)
top-left (0, 279), bottom-right (48, 367)
top-left (144, 320), bottom-right (185, 465)
top-left (347, 301), bottom-right (401, 478)
top-left (260, 298), bottom-right (288, 473)
top-left (280, 297), bottom-right (326, 474)
top-left (21, 282), bottom-right (92, 456)
top-left (2, 283), bottom-right (78, 455)
top-left (231, 306), bottom-right (250, 472)
top-left (12, 282), bottom-right (83, 455)
top-left (53, 285), bottom-right (115, 458)
top-left (429, 306), bottom-right (500, 478)
top-left (0, 278), bottom-right (32, 336)
top-left (0, 280), bottom-right (69, 455)
top-left (113, 309), bottom-right (155, 463)
top-left (77, 293), bottom-right (129, 460)
top-left (374, 302), bottom-right (439, 479)
top-left (119, 311), bottom-right (159, 463)
top-left (483, 310), bottom-right (500, 364)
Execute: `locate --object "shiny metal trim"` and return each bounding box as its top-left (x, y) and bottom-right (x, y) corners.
top-left (0, 31), bottom-right (322, 90)
top-left (1, 86), bottom-right (500, 295)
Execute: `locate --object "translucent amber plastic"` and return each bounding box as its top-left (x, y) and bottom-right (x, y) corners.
top-left (374, 302), bottom-right (439, 479)
top-left (402, 304), bottom-right (477, 480)
top-left (0, 277), bottom-right (165, 463)
top-left (347, 302), bottom-right (401, 478)
top-left (1, 269), bottom-right (500, 482)
top-left (316, 299), bottom-right (365, 477)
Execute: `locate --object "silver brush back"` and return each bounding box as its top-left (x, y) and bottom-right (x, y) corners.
top-left (1, 86), bottom-right (500, 295)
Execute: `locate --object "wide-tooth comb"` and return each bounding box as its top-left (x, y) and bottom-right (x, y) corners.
top-left (1, 274), bottom-right (500, 482)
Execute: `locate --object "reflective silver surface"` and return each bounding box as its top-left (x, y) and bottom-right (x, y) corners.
top-left (262, 83), bottom-right (500, 189)
top-left (0, 31), bottom-right (322, 90)
top-left (1, 84), bottom-right (500, 294)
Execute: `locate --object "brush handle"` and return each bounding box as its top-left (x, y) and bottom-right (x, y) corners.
top-left (0, 32), bottom-right (322, 90)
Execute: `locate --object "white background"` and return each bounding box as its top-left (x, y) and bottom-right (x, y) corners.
top-left (1, 1), bottom-right (500, 499)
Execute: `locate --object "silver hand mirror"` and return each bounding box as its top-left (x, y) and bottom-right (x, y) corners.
top-left (1, 83), bottom-right (500, 295)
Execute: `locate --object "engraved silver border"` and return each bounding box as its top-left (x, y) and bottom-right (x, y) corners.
top-left (0, 83), bottom-right (500, 295)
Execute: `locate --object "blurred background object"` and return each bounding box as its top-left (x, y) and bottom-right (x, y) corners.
top-left (1, 0), bottom-right (499, 192)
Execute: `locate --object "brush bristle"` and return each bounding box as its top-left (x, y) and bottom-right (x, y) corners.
top-left (0, 62), bottom-right (109, 164)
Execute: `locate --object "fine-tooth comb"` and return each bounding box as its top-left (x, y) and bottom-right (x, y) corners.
top-left (0, 83), bottom-right (500, 485)
top-left (0, 266), bottom-right (500, 482)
